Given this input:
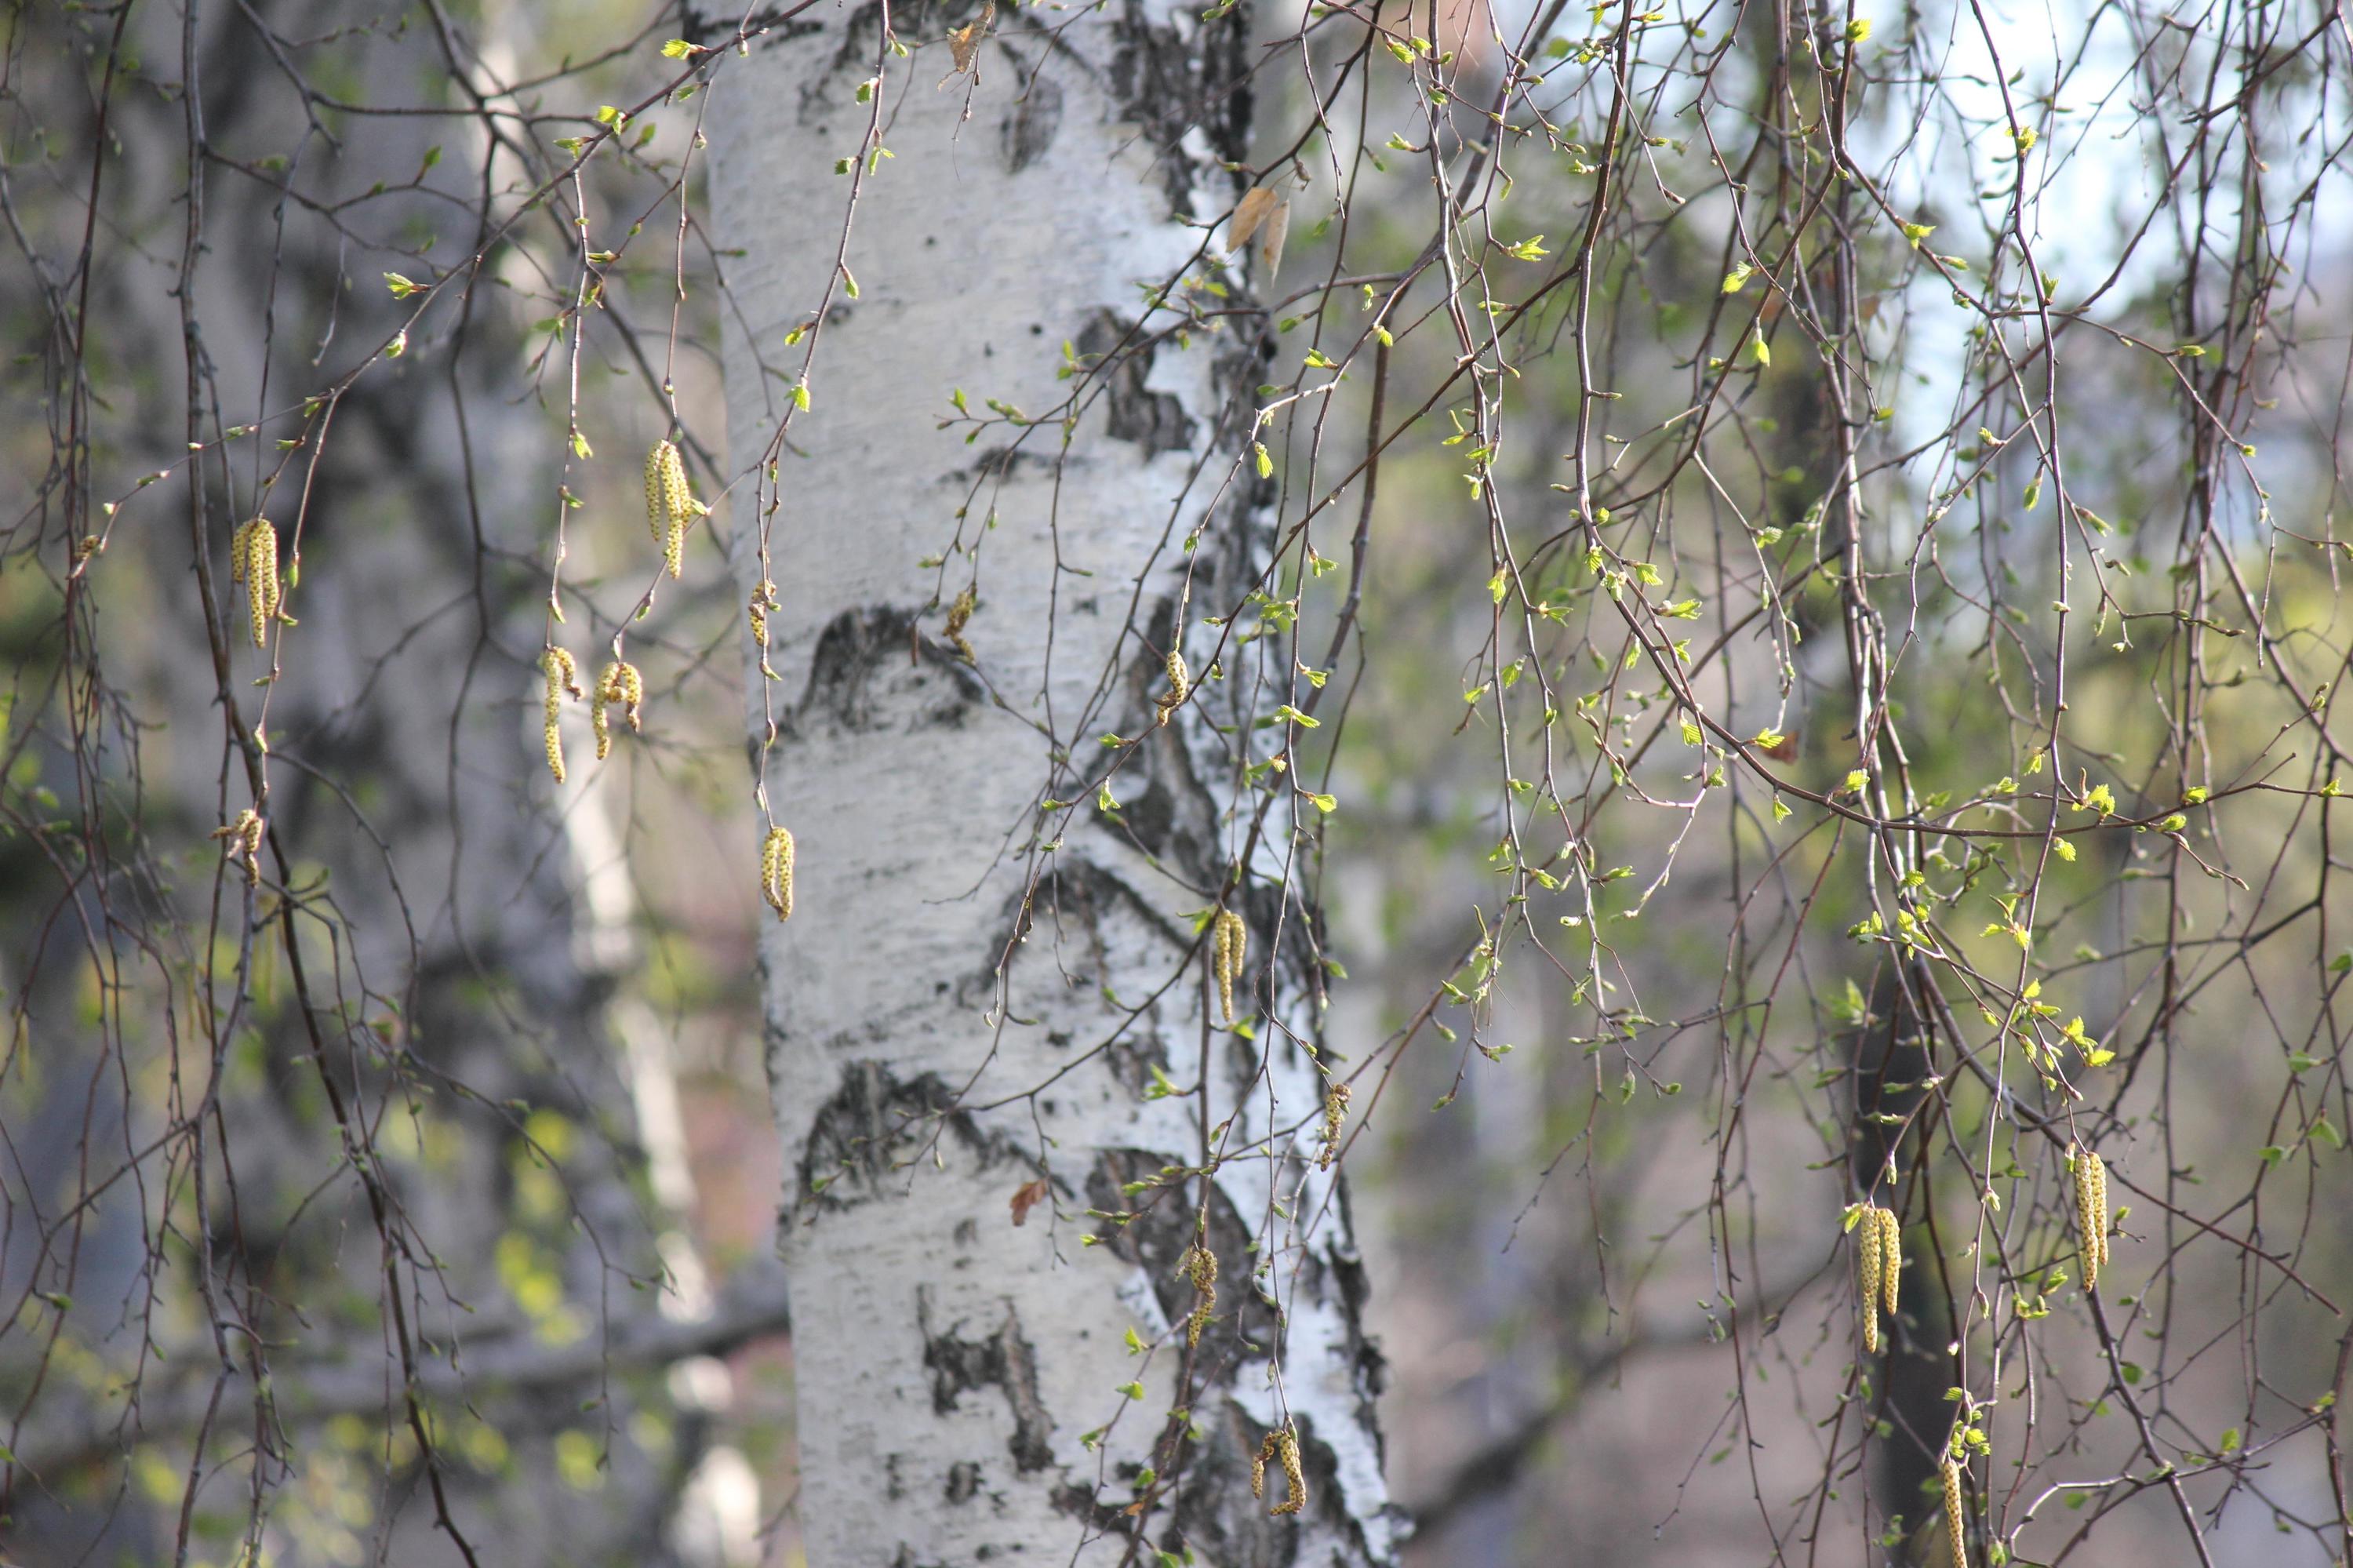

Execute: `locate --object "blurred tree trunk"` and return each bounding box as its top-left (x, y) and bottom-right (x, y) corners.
top-left (1853, 966), bottom-right (1957, 1562)
top-left (0, 0), bottom-right (760, 1559)
top-left (711, 3), bottom-right (1395, 1561)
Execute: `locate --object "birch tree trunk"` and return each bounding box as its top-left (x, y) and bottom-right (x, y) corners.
top-left (710, 5), bottom-right (1397, 1561)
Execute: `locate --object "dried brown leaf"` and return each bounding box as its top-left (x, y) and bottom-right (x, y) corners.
top-left (1227, 186), bottom-right (1276, 255)
top-left (944, 0), bottom-right (995, 79)
top-left (1258, 195), bottom-right (1291, 279)
top-left (1009, 1177), bottom-right (1049, 1226)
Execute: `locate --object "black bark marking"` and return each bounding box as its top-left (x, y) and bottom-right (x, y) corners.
top-left (946, 444), bottom-right (1053, 487)
top-left (918, 1290), bottom-right (1057, 1473)
top-left (796, 1060), bottom-right (1017, 1211)
top-left (1051, 1482), bottom-right (1131, 1530)
top-left (794, 605), bottom-right (986, 738)
top-left (1000, 71), bottom-right (1064, 173)
top-left (1086, 1150), bottom-right (1278, 1355)
top-left (1109, 0), bottom-right (1252, 217)
top-left (964, 850), bottom-right (1191, 1022)
top-left (800, 0), bottom-right (976, 109)
top-left (1166, 1404), bottom-right (1297, 1566)
top-left (1170, 1409), bottom-right (1388, 1566)
top-left (1327, 1223), bottom-right (1391, 1405)
top-left (944, 1460), bottom-right (983, 1504)
top-left (1078, 312), bottom-right (1195, 457)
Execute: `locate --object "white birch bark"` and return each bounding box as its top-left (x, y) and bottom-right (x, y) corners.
top-left (711, 3), bottom-right (1398, 1562)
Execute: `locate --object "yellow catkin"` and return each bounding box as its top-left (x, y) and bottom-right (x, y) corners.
top-left (744, 577), bottom-right (781, 668)
top-left (1249, 1425), bottom-right (1303, 1512)
top-left (643, 444), bottom-right (668, 545)
top-left (1878, 1205), bottom-right (1902, 1318)
top-left (241, 518), bottom-right (279, 648)
top-left (1318, 1081), bottom-right (1351, 1170)
top-left (2073, 1143), bottom-right (2108, 1290)
top-left (1941, 1454), bottom-right (1967, 1567)
top-left (1272, 1426), bottom-right (1304, 1516)
top-left (543, 647), bottom-right (580, 784)
top-left (1157, 648), bottom-right (1190, 726)
top-left (619, 660), bottom-right (643, 728)
top-left (944, 586), bottom-right (976, 662)
top-left (749, 579), bottom-right (780, 678)
top-left (591, 660), bottom-right (644, 760)
top-left (646, 440), bottom-right (692, 580)
top-left (213, 808), bottom-right (264, 885)
top-left (1213, 908), bottom-right (1248, 1023)
top-left (1177, 1241), bottom-right (1217, 1348)
top-left (1857, 1206), bottom-right (1884, 1355)
top-left (760, 825), bottom-right (795, 922)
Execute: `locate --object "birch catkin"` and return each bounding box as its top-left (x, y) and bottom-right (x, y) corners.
top-left (542, 647), bottom-right (580, 784)
top-left (760, 825), bottom-right (795, 922)
top-left (1273, 1426), bottom-right (1304, 1515)
top-left (1318, 1081), bottom-right (1351, 1170)
top-left (1250, 1424), bottom-right (1305, 1516)
top-left (944, 586), bottom-right (976, 662)
top-left (1941, 1453), bottom-right (1968, 1567)
top-left (646, 439), bottom-right (692, 580)
top-left (592, 660), bottom-right (644, 760)
top-left (235, 518), bottom-right (280, 648)
top-left (1857, 1206), bottom-right (1885, 1355)
top-left (2072, 1143), bottom-right (2110, 1291)
top-left (213, 808), bottom-right (264, 885)
top-left (748, 580), bottom-right (780, 680)
top-left (1213, 907), bottom-right (1248, 1024)
top-left (1876, 1205), bottom-right (1901, 1318)
top-left (1176, 1240), bottom-right (1217, 1348)
top-left (1156, 647), bottom-right (1190, 726)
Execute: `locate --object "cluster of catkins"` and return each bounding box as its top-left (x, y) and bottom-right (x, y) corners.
top-left (1176, 1238), bottom-right (1218, 1349)
top-left (1250, 1424), bottom-right (1305, 1517)
top-left (212, 807), bottom-right (265, 886)
top-left (2072, 1142), bottom-right (2111, 1291)
top-left (1858, 1144), bottom-right (2116, 1568)
top-left (591, 660), bottom-right (644, 761)
top-left (1212, 908), bottom-right (1249, 1024)
top-left (231, 518), bottom-right (280, 649)
top-left (1853, 1202), bottom-right (1902, 1355)
top-left (644, 439), bottom-right (698, 580)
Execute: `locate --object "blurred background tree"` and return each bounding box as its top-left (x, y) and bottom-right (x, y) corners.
top-left (3, 0), bottom-right (2351, 1559)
